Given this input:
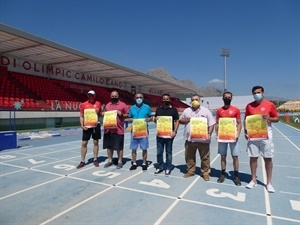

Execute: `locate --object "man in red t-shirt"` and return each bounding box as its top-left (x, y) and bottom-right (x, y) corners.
top-left (215, 91), bottom-right (242, 186)
top-left (244, 85), bottom-right (279, 193)
top-left (102, 90), bottom-right (129, 169)
top-left (77, 90), bottom-right (102, 169)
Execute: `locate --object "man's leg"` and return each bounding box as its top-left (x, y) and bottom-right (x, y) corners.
top-left (249, 157), bottom-right (258, 182)
top-left (93, 139), bottom-right (99, 160)
top-left (264, 158), bottom-right (273, 184)
top-left (81, 140), bottom-right (88, 162)
top-left (132, 149), bottom-right (137, 164)
top-left (142, 150), bottom-right (147, 165)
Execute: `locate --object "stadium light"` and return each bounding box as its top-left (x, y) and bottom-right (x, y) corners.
top-left (220, 48), bottom-right (230, 92)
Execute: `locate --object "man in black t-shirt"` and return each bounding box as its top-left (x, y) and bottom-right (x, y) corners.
top-left (153, 93), bottom-right (179, 176)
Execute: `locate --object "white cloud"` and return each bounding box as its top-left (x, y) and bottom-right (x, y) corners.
top-left (208, 79), bottom-right (223, 84)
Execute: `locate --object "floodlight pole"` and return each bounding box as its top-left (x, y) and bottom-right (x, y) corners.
top-left (220, 48), bottom-right (230, 92)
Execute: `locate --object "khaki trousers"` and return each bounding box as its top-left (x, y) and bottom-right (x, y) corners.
top-left (185, 140), bottom-right (211, 175)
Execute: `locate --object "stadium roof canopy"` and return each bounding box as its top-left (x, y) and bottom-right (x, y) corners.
top-left (0, 23), bottom-right (197, 95)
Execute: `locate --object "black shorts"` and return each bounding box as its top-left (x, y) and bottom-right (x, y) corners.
top-left (82, 123), bottom-right (101, 141)
top-left (103, 133), bottom-right (124, 150)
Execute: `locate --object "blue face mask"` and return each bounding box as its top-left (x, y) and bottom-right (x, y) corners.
top-left (136, 98), bottom-right (143, 105)
top-left (253, 93), bottom-right (263, 101)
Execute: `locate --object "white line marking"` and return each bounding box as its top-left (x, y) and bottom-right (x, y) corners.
top-left (290, 200), bottom-right (300, 211)
top-left (139, 179), bottom-right (170, 189)
top-left (261, 158), bottom-right (272, 225)
top-left (154, 154), bottom-right (219, 225)
top-left (287, 176), bottom-right (300, 180)
top-left (40, 186), bottom-right (115, 225)
top-left (280, 191), bottom-right (300, 196)
top-left (0, 177), bottom-right (64, 200)
top-left (273, 125), bottom-right (300, 151)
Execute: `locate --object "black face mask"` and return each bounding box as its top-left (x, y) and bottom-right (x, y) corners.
top-left (163, 101), bottom-right (170, 106)
top-left (223, 98), bottom-right (231, 105)
top-left (111, 98), bottom-right (119, 103)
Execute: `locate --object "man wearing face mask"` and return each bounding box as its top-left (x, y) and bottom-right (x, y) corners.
top-left (153, 93), bottom-right (179, 176)
top-left (128, 93), bottom-right (153, 171)
top-left (215, 91), bottom-right (242, 185)
top-left (244, 85), bottom-right (279, 193)
top-left (102, 90), bottom-right (129, 169)
top-left (179, 94), bottom-right (216, 180)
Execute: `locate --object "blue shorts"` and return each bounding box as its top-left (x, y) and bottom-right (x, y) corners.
top-left (130, 135), bottom-right (149, 150)
top-left (218, 142), bottom-right (240, 156)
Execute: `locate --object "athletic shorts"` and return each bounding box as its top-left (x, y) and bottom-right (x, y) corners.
top-left (82, 123), bottom-right (101, 141)
top-left (103, 132), bottom-right (124, 151)
top-left (130, 135), bottom-right (149, 150)
top-left (246, 139), bottom-right (274, 158)
top-left (218, 142), bottom-right (240, 156)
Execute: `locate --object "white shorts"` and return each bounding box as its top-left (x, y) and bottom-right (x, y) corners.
top-left (218, 142), bottom-right (240, 157)
top-left (246, 139), bottom-right (274, 158)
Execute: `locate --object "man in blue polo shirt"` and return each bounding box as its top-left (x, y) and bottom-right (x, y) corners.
top-left (128, 93), bottom-right (153, 171)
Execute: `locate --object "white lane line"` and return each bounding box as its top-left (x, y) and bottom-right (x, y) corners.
top-left (280, 191), bottom-right (300, 196)
top-left (261, 158), bottom-right (273, 225)
top-left (273, 126), bottom-right (300, 151)
top-left (39, 185), bottom-right (115, 225)
top-left (287, 176), bottom-right (300, 180)
top-left (153, 153), bottom-right (219, 225)
top-left (0, 177), bottom-right (64, 200)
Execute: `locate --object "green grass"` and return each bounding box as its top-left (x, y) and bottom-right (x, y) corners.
top-left (280, 116), bottom-right (300, 130)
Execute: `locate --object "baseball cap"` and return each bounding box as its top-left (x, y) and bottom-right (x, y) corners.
top-left (87, 90), bottom-right (96, 95)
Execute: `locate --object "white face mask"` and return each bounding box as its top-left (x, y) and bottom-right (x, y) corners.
top-left (253, 93), bottom-right (263, 101)
top-left (136, 98), bottom-right (143, 105)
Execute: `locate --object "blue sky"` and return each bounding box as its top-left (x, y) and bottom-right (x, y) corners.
top-left (0, 0), bottom-right (299, 99)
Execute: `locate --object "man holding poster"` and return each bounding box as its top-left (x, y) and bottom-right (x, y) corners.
top-left (128, 93), bottom-right (152, 171)
top-left (244, 86), bottom-right (279, 193)
top-left (179, 94), bottom-right (215, 181)
top-left (77, 90), bottom-right (102, 169)
top-left (102, 90), bottom-right (129, 169)
top-left (215, 91), bottom-right (242, 186)
top-left (154, 93), bottom-right (179, 176)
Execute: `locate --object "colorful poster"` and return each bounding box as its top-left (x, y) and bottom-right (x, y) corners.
top-left (132, 119), bottom-right (147, 138)
top-left (245, 115), bottom-right (268, 141)
top-left (156, 116), bottom-right (173, 138)
top-left (189, 117), bottom-right (208, 141)
top-left (84, 109), bottom-right (98, 128)
top-left (103, 110), bottom-right (117, 129)
top-left (217, 118), bottom-right (237, 143)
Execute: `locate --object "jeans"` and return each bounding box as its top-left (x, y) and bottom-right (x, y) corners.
top-left (156, 136), bottom-right (174, 170)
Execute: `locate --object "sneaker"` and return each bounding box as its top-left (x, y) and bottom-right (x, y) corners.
top-left (129, 164), bottom-right (137, 171)
top-left (183, 173), bottom-right (194, 178)
top-left (76, 161), bottom-right (85, 169)
top-left (217, 174), bottom-right (226, 183)
top-left (154, 169), bottom-right (163, 175)
top-left (142, 164), bottom-right (148, 171)
top-left (93, 160), bottom-right (99, 167)
top-left (203, 174), bottom-right (210, 181)
top-left (104, 162), bottom-right (113, 168)
top-left (165, 170), bottom-right (171, 176)
top-left (245, 180), bottom-right (257, 189)
top-left (233, 176), bottom-right (241, 186)
top-left (116, 163), bottom-right (123, 169)
top-left (266, 184), bottom-right (275, 193)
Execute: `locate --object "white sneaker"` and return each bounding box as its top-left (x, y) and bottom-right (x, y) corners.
top-left (246, 180), bottom-right (257, 189)
top-left (266, 184), bottom-right (275, 193)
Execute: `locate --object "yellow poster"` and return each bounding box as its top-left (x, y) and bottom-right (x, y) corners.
top-left (103, 110), bottom-right (118, 129)
top-left (84, 109), bottom-right (98, 128)
top-left (132, 119), bottom-right (147, 138)
top-left (217, 118), bottom-right (237, 143)
top-left (190, 117), bottom-right (208, 141)
top-left (156, 116), bottom-right (173, 138)
top-left (245, 114), bottom-right (268, 141)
